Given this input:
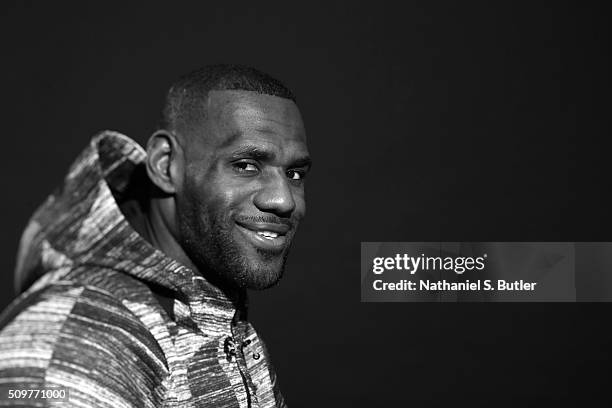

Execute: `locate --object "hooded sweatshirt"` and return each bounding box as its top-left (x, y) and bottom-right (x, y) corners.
top-left (0, 131), bottom-right (286, 408)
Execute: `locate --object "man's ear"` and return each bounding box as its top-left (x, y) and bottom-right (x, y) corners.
top-left (146, 130), bottom-right (182, 194)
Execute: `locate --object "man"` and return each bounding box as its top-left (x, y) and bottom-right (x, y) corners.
top-left (0, 65), bottom-right (310, 407)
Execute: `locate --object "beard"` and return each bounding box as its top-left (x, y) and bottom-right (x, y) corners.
top-left (175, 177), bottom-right (295, 291)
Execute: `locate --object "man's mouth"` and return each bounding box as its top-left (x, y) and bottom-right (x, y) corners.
top-left (257, 231), bottom-right (280, 240)
top-left (235, 220), bottom-right (291, 251)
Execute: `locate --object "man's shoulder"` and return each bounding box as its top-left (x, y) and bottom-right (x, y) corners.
top-left (0, 271), bottom-right (169, 365)
top-left (0, 278), bottom-right (162, 350)
top-left (0, 278), bottom-right (169, 407)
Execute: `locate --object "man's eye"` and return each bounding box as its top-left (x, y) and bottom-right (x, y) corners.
top-left (233, 162), bottom-right (259, 174)
top-left (287, 170), bottom-right (305, 181)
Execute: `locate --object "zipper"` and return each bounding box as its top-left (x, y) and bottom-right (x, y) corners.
top-left (224, 336), bottom-right (257, 407)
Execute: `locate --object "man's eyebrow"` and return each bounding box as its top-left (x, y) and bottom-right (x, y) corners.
top-left (290, 156), bottom-right (312, 169)
top-left (228, 145), bottom-right (312, 168)
top-left (229, 145), bottom-right (276, 161)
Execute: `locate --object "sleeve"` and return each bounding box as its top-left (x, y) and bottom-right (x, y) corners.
top-left (0, 284), bottom-right (168, 408)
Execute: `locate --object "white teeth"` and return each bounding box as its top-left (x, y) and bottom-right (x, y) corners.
top-left (257, 231), bottom-right (279, 239)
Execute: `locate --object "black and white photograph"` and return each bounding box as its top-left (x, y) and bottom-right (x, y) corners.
top-left (0, 2), bottom-right (610, 407)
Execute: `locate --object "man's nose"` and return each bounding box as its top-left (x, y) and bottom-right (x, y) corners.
top-left (253, 171), bottom-right (296, 217)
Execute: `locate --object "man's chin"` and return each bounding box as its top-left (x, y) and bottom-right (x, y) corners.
top-left (242, 257), bottom-right (285, 290)
top-left (217, 235), bottom-right (290, 290)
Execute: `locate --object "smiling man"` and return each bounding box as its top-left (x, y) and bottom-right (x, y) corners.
top-left (0, 65), bottom-right (309, 407)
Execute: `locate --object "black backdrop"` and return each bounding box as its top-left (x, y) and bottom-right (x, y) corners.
top-left (1, 2), bottom-right (610, 406)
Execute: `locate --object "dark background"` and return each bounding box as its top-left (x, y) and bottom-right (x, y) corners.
top-left (1, 1), bottom-right (610, 406)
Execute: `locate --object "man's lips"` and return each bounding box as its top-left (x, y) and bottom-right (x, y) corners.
top-left (234, 219), bottom-right (291, 251)
top-left (235, 220), bottom-right (291, 235)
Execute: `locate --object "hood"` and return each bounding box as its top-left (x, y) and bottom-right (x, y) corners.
top-left (14, 131), bottom-right (237, 321)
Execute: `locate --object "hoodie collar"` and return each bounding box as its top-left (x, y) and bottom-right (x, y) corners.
top-left (20, 131), bottom-right (244, 333)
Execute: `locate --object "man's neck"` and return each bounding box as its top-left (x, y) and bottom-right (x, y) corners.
top-left (143, 197), bottom-right (202, 274)
top-left (123, 194), bottom-right (244, 305)
top-left (119, 192), bottom-right (198, 272)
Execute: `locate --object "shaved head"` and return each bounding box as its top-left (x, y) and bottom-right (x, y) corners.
top-left (159, 64), bottom-right (296, 138)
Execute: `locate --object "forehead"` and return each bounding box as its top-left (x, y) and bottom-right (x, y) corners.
top-left (201, 90), bottom-right (307, 152)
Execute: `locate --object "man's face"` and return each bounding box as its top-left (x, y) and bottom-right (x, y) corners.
top-left (175, 90), bottom-right (310, 290)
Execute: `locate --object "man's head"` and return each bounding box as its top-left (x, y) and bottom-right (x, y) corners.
top-left (145, 65), bottom-right (310, 291)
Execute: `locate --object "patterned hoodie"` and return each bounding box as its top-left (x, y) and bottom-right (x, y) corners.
top-left (0, 131), bottom-right (287, 407)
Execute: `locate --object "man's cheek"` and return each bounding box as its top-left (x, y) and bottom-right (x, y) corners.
top-left (293, 194), bottom-right (306, 220)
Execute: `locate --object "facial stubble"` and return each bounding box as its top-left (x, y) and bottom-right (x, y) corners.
top-left (176, 175), bottom-right (293, 290)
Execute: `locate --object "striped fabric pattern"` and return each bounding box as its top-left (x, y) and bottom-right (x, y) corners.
top-left (0, 131), bottom-right (287, 407)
